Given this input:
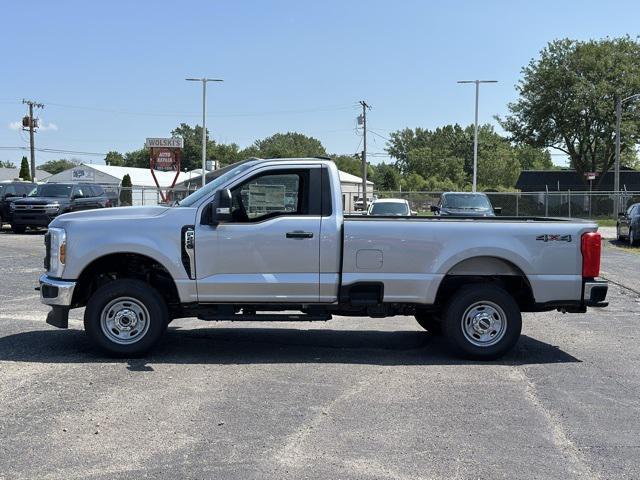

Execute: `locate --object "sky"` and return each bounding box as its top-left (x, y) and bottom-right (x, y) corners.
top-left (1, 0), bottom-right (639, 168)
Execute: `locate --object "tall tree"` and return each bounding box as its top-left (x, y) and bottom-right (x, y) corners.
top-left (370, 163), bottom-right (401, 191)
top-left (386, 124), bottom-right (524, 189)
top-left (500, 37), bottom-right (640, 188)
top-left (19, 157), bottom-right (31, 181)
top-left (120, 174), bottom-right (133, 206)
top-left (105, 151), bottom-right (125, 166)
top-left (40, 159), bottom-right (77, 174)
top-left (245, 132), bottom-right (327, 159)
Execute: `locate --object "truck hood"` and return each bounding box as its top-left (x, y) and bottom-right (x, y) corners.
top-left (12, 197), bottom-right (67, 205)
top-left (440, 207), bottom-right (495, 217)
top-left (50, 206), bottom-right (171, 227)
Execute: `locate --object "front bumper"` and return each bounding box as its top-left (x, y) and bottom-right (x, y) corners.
top-left (39, 274), bottom-right (76, 307)
top-left (12, 212), bottom-right (56, 227)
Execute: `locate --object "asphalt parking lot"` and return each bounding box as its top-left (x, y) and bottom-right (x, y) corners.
top-left (1, 230), bottom-right (639, 480)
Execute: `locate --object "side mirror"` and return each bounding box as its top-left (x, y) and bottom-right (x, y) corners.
top-left (618, 212), bottom-right (626, 218)
top-left (411, 210), bottom-right (417, 216)
top-left (430, 205), bottom-right (439, 213)
top-left (71, 194), bottom-right (83, 200)
top-left (493, 207), bottom-right (502, 215)
top-left (206, 188), bottom-right (232, 225)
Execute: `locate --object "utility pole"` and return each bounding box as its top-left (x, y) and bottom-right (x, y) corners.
top-left (22, 99), bottom-right (44, 182)
top-left (457, 80), bottom-right (497, 192)
top-left (186, 77), bottom-right (223, 188)
top-left (358, 100), bottom-right (371, 210)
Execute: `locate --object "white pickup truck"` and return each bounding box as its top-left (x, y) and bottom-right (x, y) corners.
top-left (39, 158), bottom-right (608, 359)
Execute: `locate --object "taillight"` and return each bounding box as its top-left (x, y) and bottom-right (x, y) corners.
top-left (581, 232), bottom-right (601, 278)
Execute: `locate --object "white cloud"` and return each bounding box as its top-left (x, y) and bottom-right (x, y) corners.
top-left (8, 119), bottom-right (58, 131)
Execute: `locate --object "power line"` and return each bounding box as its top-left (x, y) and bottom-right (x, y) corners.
top-left (0, 146), bottom-right (107, 157)
top-left (40, 101), bottom-right (357, 118)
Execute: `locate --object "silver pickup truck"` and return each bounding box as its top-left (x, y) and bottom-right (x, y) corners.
top-left (39, 158), bottom-right (608, 359)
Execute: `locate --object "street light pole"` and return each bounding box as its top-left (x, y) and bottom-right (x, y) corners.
top-left (614, 93), bottom-right (640, 213)
top-left (457, 80), bottom-right (497, 192)
top-left (186, 77), bottom-right (223, 188)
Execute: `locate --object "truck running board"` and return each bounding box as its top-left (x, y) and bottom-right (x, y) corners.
top-left (197, 313), bottom-right (332, 322)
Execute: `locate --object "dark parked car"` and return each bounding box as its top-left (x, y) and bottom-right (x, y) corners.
top-left (10, 183), bottom-right (110, 233)
top-left (617, 202), bottom-right (640, 246)
top-left (430, 192), bottom-right (501, 217)
top-left (0, 182), bottom-right (36, 226)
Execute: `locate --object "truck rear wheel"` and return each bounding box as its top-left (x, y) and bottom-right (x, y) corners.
top-left (84, 279), bottom-right (168, 357)
top-left (11, 225), bottom-right (26, 234)
top-left (442, 284), bottom-right (521, 360)
top-left (414, 311), bottom-right (442, 335)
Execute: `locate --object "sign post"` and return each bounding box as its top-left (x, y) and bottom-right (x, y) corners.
top-left (146, 137), bottom-right (183, 203)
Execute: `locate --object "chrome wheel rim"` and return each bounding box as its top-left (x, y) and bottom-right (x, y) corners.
top-left (100, 297), bottom-right (150, 345)
top-left (461, 301), bottom-right (507, 347)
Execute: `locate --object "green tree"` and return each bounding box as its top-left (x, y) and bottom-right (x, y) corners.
top-left (332, 154), bottom-right (361, 177)
top-left (500, 37), bottom-right (640, 188)
top-left (370, 163), bottom-right (401, 191)
top-left (123, 148), bottom-right (150, 169)
top-left (387, 124), bottom-right (524, 189)
top-left (246, 132), bottom-right (327, 159)
top-left (0, 160), bottom-right (16, 168)
top-left (400, 172), bottom-right (427, 191)
top-left (120, 174), bottom-right (132, 206)
top-left (514, 145), bottom-right (554, 170)
top-left (105, 151), bottom-right (125, 166)
top-left (39, 159), bottom-right (77, 174)
top-left (19, 157), bottom-right (31, 181)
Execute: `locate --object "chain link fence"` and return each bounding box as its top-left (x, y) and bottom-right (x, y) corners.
top-left (98, 184), bottom-right (640, 220)
top-left (374, 190), bottom-right (640, 219)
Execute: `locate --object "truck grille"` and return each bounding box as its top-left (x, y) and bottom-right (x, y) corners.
top-left (14, 204), bottom-right (48, 211)
top-left (44, 232), bottom-right (51, 271)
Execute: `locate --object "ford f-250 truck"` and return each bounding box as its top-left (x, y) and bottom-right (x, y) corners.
top-left (38, 158), bottom-right (608, 359)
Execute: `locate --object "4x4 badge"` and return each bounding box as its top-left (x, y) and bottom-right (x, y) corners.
top-left (536, 234), bottom-right (572, 242)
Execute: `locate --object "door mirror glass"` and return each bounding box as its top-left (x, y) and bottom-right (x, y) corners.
top-left (430, 205), bottom-right (439, 213)
top-left (493, 206), bottom-right (502, 215)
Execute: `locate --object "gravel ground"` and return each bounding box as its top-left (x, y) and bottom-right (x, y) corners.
top-left (1, 229), bottom-right (640, 480)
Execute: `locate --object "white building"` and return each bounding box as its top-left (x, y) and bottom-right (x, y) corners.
top-left (338, 170), bottom-right (375, 212)
top-left (45, 164), bottom-right (193, 205)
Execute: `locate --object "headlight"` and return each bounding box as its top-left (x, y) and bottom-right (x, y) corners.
top-left (47, 227), bottom-right (67, 277)
top-left (9, 203), bottom-right (15, 211)
top-left (45, 204), bottom-right (60, 214)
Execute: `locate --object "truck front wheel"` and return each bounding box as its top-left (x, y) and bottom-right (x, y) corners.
top-left (442, 284), bottom-right (521, 360)
top-left (84, 279), bottom-right (168, 357)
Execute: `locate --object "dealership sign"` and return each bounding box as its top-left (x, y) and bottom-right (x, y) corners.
top-left (71, 167), bottom-right (95, 181)
top-left (146, 138), bottom-right (183, 203)
top-left (145, 137), bottom-right (184, 149)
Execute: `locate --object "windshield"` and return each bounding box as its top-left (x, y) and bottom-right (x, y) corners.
top-left (442, 194), bottom-right (491, 209)
top-left (177, 160), bottom-right (258, 207)
top-left (30, 184), bottom-right (73, 198)
top-left (369, 202), bottom-right (409, 215)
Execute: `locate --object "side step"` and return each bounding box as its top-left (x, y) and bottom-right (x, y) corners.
top-left (197, 313), bottom-right (332, 322)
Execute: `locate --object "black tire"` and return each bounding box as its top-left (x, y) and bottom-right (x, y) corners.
top-left (630, 228), bottom-right (639, 247)
top-left (414, 311), bottom-right (442, 335)
top-left (84, 279), bottom-right (168, 357)
top-left (11, 225), bottom-right (26, 234)
top-left (442, 284), bottom-right (522, 360)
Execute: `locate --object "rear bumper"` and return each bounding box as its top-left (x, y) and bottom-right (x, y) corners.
top-left (583, 280), bottom-right (608, 307)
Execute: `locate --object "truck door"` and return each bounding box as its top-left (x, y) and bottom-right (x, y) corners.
top-left (195, 165), bottom-right (321, 303)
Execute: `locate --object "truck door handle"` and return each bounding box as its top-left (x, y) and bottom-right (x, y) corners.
top-left (286, 231), bottom-right (314, 239)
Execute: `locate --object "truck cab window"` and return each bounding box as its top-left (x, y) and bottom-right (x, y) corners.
top-left (230, 171), bottom-right (307, 222)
